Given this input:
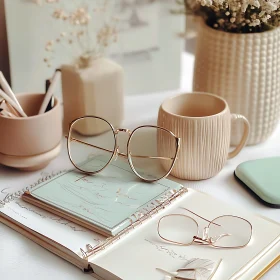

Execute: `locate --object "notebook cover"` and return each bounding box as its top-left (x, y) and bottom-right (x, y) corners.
top-left (22, 156), bottom-right (183, 236)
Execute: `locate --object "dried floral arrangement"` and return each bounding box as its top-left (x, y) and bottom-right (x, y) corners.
top-left (176, 0), bottom-right (280, 33)
top-left (34, 0), bottom-right (118, 68)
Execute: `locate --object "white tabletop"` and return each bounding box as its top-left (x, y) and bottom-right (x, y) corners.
top-left (0, 53), bottom-right (279, 279)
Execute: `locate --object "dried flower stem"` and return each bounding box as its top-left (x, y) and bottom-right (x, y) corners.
top-left (34, 0), bottom-right (118, 68)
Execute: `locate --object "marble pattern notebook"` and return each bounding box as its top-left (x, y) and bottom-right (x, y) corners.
top-left (22, 156), bottom-right (183, 237)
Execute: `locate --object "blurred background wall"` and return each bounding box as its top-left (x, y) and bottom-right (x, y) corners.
top-left (1, 1), bottom-right (184, 94)
top-left (0, 0), bottom-right (10, 84)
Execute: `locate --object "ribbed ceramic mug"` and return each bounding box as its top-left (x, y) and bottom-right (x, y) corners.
top-left (157, 93), bottom-right (250, 180)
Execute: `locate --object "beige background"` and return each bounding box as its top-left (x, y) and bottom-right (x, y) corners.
top-left (0, 0), bottom-right (10, 84)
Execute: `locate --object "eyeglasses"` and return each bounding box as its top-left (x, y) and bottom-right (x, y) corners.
top-left (66, 116), bottom-right (180, 182)
top-left (157, 208), bottom-right (252, 249)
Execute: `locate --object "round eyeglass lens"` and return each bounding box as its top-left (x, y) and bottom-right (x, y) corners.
top-left (128, 126), bottom-right (177, 181)
top-left (158, 215), bottom-right (198, 245)
top-left (208, 215), bottom-right (252, 248)
top-left (68, 117), bottom-right (116, 173)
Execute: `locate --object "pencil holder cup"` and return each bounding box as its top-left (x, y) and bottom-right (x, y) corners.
top-left (0, 93), bottom-right (62, 171)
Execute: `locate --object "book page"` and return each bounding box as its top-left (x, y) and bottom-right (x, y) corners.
top-left (90, 189), bottom-right (280, 280)
top-left (0, 196), bottom-right (106, 258)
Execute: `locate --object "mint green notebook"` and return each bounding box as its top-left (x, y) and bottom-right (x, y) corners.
top-left (235, 157), bottom-right (280, 207)
top-left (22, 156), bottom-right (184, 236)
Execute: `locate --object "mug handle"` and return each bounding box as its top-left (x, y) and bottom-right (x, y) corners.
top-left (228, 114), bottom-right (250, 159)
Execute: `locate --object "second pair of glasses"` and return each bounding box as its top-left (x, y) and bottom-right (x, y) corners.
top-left (67, 116), bottom-right (180, 182)
top-left (158, 208), bottom-right (252, 249)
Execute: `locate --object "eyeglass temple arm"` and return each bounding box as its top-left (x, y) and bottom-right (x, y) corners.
top-left (65, 136), bottom-right (174, 160)
top-left (65, 135), bottom-right (123, 156)
top-left (181, 207), bottom-right (220, 226)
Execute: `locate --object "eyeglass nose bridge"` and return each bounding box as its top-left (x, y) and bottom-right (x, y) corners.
top-left (192, 226), bottom-right (212, 245)
top-left (113, 147), bottom-right (128, 161)
top-left (115, 128), bottom-right (131, 134)
top-left (192, 236), bottom-right (211, 245)
top-left (113, 128), bottom-right (132, 160)
top-left (193, 226), bottom-right (232, 247)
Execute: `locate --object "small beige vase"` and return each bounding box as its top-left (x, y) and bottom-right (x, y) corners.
top-left (193, 21), bottom-right (280, 145)
top-left (61, 57), bottom-right (124, 135)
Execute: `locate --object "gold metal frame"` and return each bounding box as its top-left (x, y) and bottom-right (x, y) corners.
top-left (67, 116), bottom-right (180, 182)
top-left (157, 208), bottom-right (253, 249)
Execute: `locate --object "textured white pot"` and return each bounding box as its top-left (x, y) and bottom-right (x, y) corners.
top-left (193, 21), bottom-right (280, 145)
top-left (61, 57), bottom-right (124, 135)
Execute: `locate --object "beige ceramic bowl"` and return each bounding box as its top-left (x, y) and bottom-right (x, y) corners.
top-left (0, 93), bottom-right (62, 170)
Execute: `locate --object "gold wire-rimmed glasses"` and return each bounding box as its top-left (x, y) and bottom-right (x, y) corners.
top-left (157, 208), bottom-right (253, 249)
top-left (66, 116), bottom-right (180, 182)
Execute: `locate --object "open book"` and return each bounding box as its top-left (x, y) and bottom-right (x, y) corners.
top-left (0, 161), bottom-right (279, 279)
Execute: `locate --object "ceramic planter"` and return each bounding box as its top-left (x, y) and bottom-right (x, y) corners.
top-left (193, 21), bottom-right (280, 145)
top-left (61, 57), bottom-right (124, 135)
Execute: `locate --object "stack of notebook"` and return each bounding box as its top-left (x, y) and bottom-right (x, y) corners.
top-left (0, 157), bottom-right (279, 279)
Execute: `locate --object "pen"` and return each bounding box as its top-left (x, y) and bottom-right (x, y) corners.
top-left (0, 71), bottom-right (27, 117)
top-left (38, 69), bottom-right (60, 115)
top-left (0, 108), bottom-right (17, 118)
top-left (0, 99), bottom-right (21, 117)
top-left (45, 79), bottom-right (55, 112)
top-left (0, 89), bottom-right (27, 117)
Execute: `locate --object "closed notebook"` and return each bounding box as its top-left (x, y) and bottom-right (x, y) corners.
top-left (22, 156), bottom-right (183, 237)
top-left (235, 157), bottom-right (280, 207)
